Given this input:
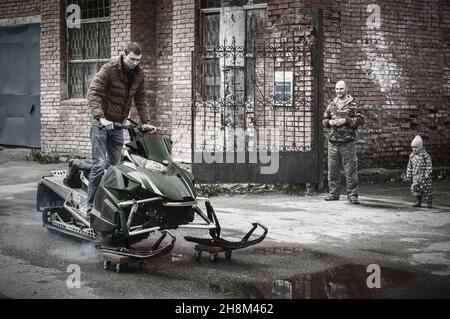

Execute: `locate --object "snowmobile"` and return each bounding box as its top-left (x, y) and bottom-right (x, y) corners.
top-left (36, 119), bottom-right (267, 267)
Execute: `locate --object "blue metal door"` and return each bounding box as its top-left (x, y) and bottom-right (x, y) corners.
top-left (0, 23), bottom-right (41, 148)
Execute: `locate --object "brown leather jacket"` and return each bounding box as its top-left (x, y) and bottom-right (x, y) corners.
top-left (87, 55), bottom-right (150, 123)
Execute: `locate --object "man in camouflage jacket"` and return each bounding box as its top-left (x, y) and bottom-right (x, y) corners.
top-left (323, 80), bottom-right (365, 204)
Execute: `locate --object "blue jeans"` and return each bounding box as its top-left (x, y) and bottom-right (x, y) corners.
top-left (72, 158), bottom-right (93, 171)
top-left (87, 120), bottom-right (124, 208)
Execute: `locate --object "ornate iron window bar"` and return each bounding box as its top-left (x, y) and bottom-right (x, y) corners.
top-left (192, 35), bottom-right (315, 153)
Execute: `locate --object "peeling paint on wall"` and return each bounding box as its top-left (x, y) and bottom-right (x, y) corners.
top-left (356, 30), bottom-right (406, 107)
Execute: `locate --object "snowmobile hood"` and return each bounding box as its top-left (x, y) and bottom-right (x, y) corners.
top-left (126, 136), bottom-right (172, 164)
top-left (117, 163), bottom-right (196, 201)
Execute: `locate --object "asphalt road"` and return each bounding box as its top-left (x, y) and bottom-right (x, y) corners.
top-left (0, 149), bottom-right (449, 299)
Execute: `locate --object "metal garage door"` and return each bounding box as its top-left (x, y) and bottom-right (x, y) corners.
top-left (0, 23), bottom-right (40, 148)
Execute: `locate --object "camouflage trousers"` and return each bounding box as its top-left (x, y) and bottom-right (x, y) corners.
top-left (327, 140), bottom-right (358, 199)
top-left (411, 177), bottom-right (432, 205)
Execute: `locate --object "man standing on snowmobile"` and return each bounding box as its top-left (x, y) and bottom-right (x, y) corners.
top-left (85, 42), bottom-right (155, 213)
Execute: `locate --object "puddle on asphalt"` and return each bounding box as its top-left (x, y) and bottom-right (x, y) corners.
top-left (94, 245), bottom-right (415, 299)
top-left (249, 246), bottom-right (306, 256)
top-left (249, 246), bottom-right (331, 259)
top-left (360, 248), bottom-right (395, 256)
top-left (135, 245), bottom-right (329, 269)
top-left (167, 252), bottom-right (192, 263)
top-left (127, 247), bottom-right (311, 270)
top-left (101, 247), bottom-right (413, 299)
top-left (124, 249), bottom-right (194, 268)
top-left (220, 264), bottom-right (414, 299)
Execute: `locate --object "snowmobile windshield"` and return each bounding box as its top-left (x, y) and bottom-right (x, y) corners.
top-left (130, 154), bottom-right (170, 173)
top-left (126, 136), bottom-right (172, 164)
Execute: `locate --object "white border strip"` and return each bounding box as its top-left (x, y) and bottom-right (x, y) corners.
top-left (0, 16), bottom-right (41, 26)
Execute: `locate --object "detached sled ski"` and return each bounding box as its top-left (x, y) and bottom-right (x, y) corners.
top-left (97, 230), bottom-right (176, 272)
top-left (184, 200), bottom-right (268, 261)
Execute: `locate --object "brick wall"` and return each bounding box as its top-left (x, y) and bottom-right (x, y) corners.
top-left (338, 0), bottom-right (450, 168)
top-left (0, 0), bottom-right (40, 19)
top-left (41, 0), bottom-right (170, 157)
top-left (171, 0), bottom-right (197, 162)
top-left (121, 0), bottom-right (174, 139)
top-left (443, 0), bottom-right (450, 97)
top-left (129, 0), bottom-right (156, 127)
top-left (1, 0), bottom-right (449, 172)
top-left (260, 0), bottom-right (450, 169)
top-left (255, 1), bottom-right (341, 154)
top-left (110, 0), bottom-right (131, 57)
top-left (129, 0), bottom-right (174, 137)
top-left (40, 0), bottom-right (133, 157)
top-left (154, 0), bottom-right (174, 137)
top-left (438, 0), bottom-right (450, 164)
top-left (40, 0), bottom-right (65, 155)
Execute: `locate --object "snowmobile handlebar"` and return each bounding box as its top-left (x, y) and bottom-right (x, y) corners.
top-left (99, 122), bottom-right (159, 132)
top-left (99, 119), bottom-right (160, 140)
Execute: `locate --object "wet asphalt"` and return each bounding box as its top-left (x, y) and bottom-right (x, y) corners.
top-left (0, 147), bottom-right (449, 299)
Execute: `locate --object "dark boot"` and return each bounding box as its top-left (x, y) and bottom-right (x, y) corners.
top-left (85, 207), bottom-right (92, 221)
top-left (63, 159), bottom-right (80, 188)
top-left (63, 160), bottom-right (74, 184)
top-left (412, 198), bottom-right (421, 207)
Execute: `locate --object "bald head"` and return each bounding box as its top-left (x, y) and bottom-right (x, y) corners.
top-left (335, 80), bottom-right (348, 99)
top-left (336, 80), bottom-right (346, 88)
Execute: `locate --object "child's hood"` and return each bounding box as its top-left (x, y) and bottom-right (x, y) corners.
top-left (411, 135), bottom-right (423, 148)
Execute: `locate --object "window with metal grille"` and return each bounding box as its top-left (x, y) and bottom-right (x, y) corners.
top-left (201, 0), bottom-right (221, 9)
top-left (202, 12), bottom-right (220, 100)
top-left (245, 5), bottom-right (267, 100)
top-left (201, 0), bottom-right (267, 7)
top-left (66, 0), bottom-right (111, 99)
top-left (200, 1), bottom-right (267, 100)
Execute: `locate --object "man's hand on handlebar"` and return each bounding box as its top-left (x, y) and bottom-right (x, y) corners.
top-left (99, 118), bottom-right (157, 133)
top-left (99, 118), bottom-right (114, 130)
top-left (142, 123), bottom-right (157, 133)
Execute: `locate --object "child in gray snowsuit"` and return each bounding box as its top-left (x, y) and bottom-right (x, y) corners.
top-left (406, 135), bottom-right (433, 208)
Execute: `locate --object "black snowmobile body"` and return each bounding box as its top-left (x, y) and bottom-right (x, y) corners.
top-left (36, 120), bottom-right (268, 262)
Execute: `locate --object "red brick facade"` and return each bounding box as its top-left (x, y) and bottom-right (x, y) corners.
top-left (130, 0), bottom-right (174, 139)
top-left (0, 0), bottom-right (40, 19)
top-left (260, 0), bottom-right (450, 168)
top-left (37, 0), bottom-right (135, 157)
top-left (1, 0), bottom-right (449, 171)
top-left (171, 0), bottom-right (197, 161)
top-left (338, 0), bottom-right (450, 168)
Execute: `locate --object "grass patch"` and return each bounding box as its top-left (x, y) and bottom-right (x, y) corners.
top-left (27, 149), bottom-right (61, 164)
top-left (196, 184), bottom-right (226, 197)
top-left (196, 183), bottom-right (311, 197)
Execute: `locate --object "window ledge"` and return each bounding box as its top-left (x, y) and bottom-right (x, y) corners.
top-left (61, 98), bottom-right (87, 104)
